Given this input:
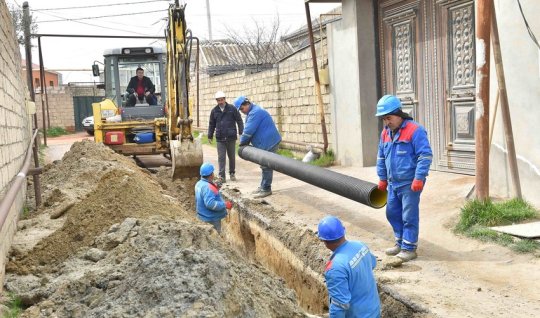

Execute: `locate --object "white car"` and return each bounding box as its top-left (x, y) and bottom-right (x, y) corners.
top-left (82, 116), bottom-right (94, 135)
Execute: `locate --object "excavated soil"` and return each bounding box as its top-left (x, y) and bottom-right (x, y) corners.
top-left (3, 141), bottom-right (308, 317)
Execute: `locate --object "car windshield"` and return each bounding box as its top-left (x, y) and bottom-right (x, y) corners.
top-left (118, 59), bottom-right (161, 95)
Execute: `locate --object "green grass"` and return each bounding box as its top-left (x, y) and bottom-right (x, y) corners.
top-left (193, 131), bottom-right (215, 147)
top-left (309, 149), bottom-right (335, 167)
top-left (455, 198), bottom-right (539, 254)
top-left (512, 239), bottom-right (540, 254)
top-left (43, 126), bottom-right (69, 137)
top-left (456, 198), bottom-right (537, 232)
top-left (277, 148), bottom-right (295, 158)
top-left (2, 292), bottom-right (23, 317)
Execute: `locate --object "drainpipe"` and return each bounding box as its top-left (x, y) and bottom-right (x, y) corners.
top-left (0, 130), bottom-right (39, 233)
top-left (305, 2), bottom-right (329, 154)
top-left (474, 0), bottom-right (492, 201)
top-left (490, 7), bottom-right (522, 199)
top-left (37, 36), bottom-right (49, 146)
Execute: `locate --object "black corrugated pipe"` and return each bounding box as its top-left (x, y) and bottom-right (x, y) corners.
top-left (238, 146), bottom-right (387, 209)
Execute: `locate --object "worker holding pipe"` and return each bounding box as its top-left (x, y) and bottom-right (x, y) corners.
top-left (318, 216), bottom-right (381, 318)
top-left (375, 95), bottom-right (433, 262)
top-left (233, 96), bottom-right (281, 199)
top-left (195, 163), bottom-right (233, 233)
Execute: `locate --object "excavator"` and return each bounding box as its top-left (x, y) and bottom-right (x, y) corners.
top-left (91, 1), bottom-right (202, 179)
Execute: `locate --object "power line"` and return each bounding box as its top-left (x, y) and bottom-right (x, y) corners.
top-left (36, 9), bottom-right (167, 23)
top-left (516, 0), bottom-right (540, 50)
top-left (34, 10), bottom-right (160, 36)
top-left (32, 0), bottom-right (168, 11)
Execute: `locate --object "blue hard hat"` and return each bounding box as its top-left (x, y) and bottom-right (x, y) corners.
top-left (317, 215), bottom-right (345, 241)
top-left (233, 95), bottom-right (249, 110)
top-left (375, 95), bottom-right (402, 117)
top-left (200, 162), bottom-right (214, 177)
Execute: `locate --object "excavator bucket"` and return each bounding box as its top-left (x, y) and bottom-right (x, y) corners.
top-left (170, 139), bottom-right (203, 179)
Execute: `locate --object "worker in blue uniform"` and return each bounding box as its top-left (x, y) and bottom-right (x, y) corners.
top-left (233, 95), bottom-right (281, 198)
top-left (318, 215), bottom-right (380, 318)
top-left (375, 95), bottom-right (433, 262)
top-left (195, 163), bottom-right (232, 233)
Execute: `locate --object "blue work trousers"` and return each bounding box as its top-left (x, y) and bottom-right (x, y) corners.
top-left (260, 144), bottom-right (279, 191)
top-left (386, 183), bottom-right (422, 251)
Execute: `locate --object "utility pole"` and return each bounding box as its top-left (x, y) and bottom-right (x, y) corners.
top-left (475, 0), bottom-right (492, 201)
top-left (205, 0), bottom-right (213, 41)
top-left (23, 1), bottom-right (42, 206)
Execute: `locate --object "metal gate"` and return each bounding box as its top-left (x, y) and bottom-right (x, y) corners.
top-left (73, 96), bottom-right (104, 131)
top-left (378, 0), bottom-right (476, 174)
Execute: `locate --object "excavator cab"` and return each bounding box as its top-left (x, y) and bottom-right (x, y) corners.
top-left (91, 3), bottom-right (203, 179)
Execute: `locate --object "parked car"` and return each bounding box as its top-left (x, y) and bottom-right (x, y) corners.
top-left (82, 116), bottom-right (94, 135)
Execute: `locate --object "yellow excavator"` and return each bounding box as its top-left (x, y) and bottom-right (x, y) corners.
top-left (91, 1), bottom-right (202, 179)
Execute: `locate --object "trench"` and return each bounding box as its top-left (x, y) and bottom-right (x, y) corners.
top-left (218, 190), bottom-right (429, 317)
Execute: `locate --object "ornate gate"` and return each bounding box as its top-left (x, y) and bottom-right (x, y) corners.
top-left (378, 0), bottom-right (476, 174)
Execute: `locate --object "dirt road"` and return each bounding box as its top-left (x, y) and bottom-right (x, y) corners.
top-left (12, 134), bottom-right (540, 317)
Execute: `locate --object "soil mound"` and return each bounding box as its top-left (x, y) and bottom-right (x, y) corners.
top-left (5, 140), bottom-right (308, 317)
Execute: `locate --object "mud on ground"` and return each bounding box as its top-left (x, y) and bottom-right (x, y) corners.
top-left (3, 141), bottom-right (307, 317)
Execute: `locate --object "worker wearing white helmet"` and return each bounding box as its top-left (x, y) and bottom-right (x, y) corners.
top-left (208, 91), bottom-right (244, 183)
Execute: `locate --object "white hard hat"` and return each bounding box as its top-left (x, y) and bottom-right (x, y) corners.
top-left (214, 91), bottom-right (226, 99)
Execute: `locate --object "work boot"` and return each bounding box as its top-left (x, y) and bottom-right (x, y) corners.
top-left (396, 249), bottom-right (417, 262)
top-left (385, 244), bottom-right (401, 256)
top-left (251, 187), bottom-right (262, 194)
top-left (253, 189), bottom-right (272, 198)
top-left (230, 173), bottom-right (236, 181)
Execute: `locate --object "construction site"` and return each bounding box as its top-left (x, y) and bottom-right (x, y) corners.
top-left (1, 0), bottom-right (540, 317)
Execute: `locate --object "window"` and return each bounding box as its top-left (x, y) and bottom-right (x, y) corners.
top-left (49, 81), bottom-right (54, 87)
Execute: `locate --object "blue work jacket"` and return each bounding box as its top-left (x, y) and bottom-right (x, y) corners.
top-left (239, 104), bottom-right (281, 151)
top-left (376, 119), bottom-right (433, 188)
top-left (195, 178), bottom-right (227, 222)
top-left (325, 241), bottom-right (381, 318)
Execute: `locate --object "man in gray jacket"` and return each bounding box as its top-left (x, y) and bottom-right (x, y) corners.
top-left (208, 91), bottom-right (244, 183)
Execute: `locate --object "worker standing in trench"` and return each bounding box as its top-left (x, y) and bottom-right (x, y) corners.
top-left (318, 215), bottom-right (381, 318)
top-left (375, 95), bottom-right (433, 262)
top-left (195, 163), bottom-right (233, 233)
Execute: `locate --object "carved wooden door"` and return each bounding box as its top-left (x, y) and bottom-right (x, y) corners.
top-left (378, 0), bottom-right (476, 174)
top-left (433, 0), bottom-right (476, 174)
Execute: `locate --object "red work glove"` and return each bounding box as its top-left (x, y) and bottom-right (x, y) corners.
top-left (378, 180), bottom-right (388, 191)
top-left (225, 201), bottom-right (233, 210)
top-left (411, 179), bottom-right (424, 192)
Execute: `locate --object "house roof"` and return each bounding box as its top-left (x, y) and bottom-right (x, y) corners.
top-left (21, 59), bottom-right (60, 74)
top-left (197, 41), bottom-right (295, 75)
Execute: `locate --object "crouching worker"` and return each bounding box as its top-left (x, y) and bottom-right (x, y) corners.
top-left (318, 215), bottom-right (381, 318)
top-left (195, 163), bottom-right (233, 233)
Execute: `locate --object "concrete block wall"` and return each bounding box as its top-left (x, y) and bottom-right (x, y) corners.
top-left (0, 0), bottom-right (33, 290)
top-left (191, 40), bottom-right (332, 150)
top-left (34, 86), bottom-right (104, 132)
top-left (35, 87), bottom-right (75, 131)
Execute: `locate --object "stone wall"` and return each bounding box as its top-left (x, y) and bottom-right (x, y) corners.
top-left (0, 0), bottom-right (33, 290)
top-left (190, 40), bottom-right (331, 151)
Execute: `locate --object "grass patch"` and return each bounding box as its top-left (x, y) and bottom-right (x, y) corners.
top-left (309, 149), bottom-right (335, 167)
top-left (511, 239), bottom-right (540, 254)
top-left (277, 148), bottom-right (295, 158)
top-left (2, 292), bottom-right (23, 318)
top-left (193, 131), bottom-right (215, 147)
top-left (44, 126), bottom-right (69, 137)
top-left (455, 198), bottom-right (539, 254)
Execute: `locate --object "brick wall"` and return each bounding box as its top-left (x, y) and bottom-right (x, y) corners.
top-left (190, 40), bottom-right (332, 151)
top-left (0, 0), bottom-right (33, 290)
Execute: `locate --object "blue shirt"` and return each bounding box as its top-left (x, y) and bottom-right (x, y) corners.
top-left (239, 104), bottom-right (281, 150)
top-left (325, 241), bottom-right (381, 318)
top-left (194, 178), bottom-right (227, 222)
top-left (376, 119), bottom-right (433, 188)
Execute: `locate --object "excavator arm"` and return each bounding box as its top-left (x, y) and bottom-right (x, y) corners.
top-left (166, 1), bottom-right (203, 179)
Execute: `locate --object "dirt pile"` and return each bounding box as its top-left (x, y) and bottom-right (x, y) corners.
top-left (4, 141), bottom-right (308, 317)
